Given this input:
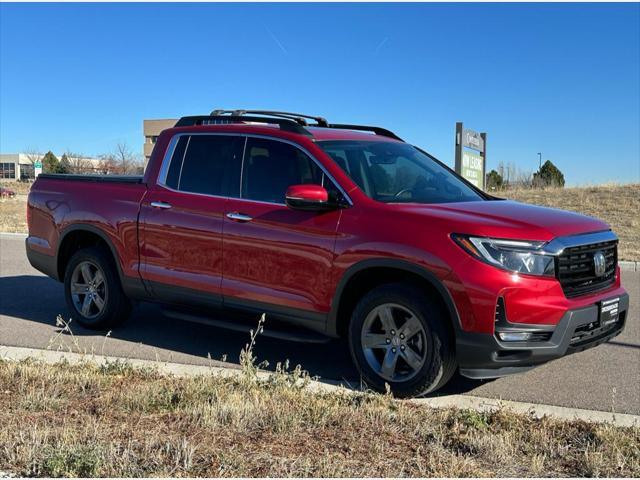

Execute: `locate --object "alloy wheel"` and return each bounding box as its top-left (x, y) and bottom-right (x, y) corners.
top-left (70, 260), bottom-right (107, 319)
top-left (360, 303), bottom-right (428, 382)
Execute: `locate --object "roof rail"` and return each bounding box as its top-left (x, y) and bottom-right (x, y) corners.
top-left (174, 114), bottom-right (312, 136)
top-left (327, 123), bottom-right (404, 142)
top-left (175, 109), bottom-right (404, 141)
top-left (210, 109), bottom-right (329, 127)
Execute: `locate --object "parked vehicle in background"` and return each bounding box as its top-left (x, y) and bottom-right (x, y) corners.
top-left (26, 110), bottom-right (629, 397)
top-left (0, 187), bottom-right (16, 198)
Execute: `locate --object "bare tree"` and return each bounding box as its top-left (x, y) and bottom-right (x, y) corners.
top-left (97, 155), bottom-right (119, 174)
top-left (515, 169), bottom-right (534, 188)
top-left (497, 161), bottom-right (506, 186)
top-left (62, 151), bottom-right (91, 174)
top-left (23, 148), bottom-right (42, 165)
top-left (101, 143), bottom-right (144, 175)
top-left (21, 148), bottom-right (45, 180)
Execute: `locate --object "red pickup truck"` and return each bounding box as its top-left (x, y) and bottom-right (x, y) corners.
top-left (26, 110), bottom-right (629, 397)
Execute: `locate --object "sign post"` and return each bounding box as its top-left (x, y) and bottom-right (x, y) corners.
top-left (455, 122), bottom-right (487, 190)
top-left (34, 160), bottom-right (43, 178)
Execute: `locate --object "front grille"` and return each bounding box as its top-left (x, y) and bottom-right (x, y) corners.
top-left (557, 240), bottom-right (617, 298)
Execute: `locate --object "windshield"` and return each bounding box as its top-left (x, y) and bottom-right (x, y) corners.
top-left (318, 140), bottom-right (484, 204)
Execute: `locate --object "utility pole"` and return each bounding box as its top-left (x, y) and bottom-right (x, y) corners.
top-left (537, 152), bottom-right (542, 170)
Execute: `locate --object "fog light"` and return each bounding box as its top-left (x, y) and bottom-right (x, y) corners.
top-left (497, 331), bottom-right (533, 342)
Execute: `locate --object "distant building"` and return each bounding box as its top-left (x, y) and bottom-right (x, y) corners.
top-left (143, 119), bottom-right (176, 164)
top-left (0, 153), bottom-right (101, 182)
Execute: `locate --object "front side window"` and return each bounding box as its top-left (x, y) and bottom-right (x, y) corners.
top-left (319, 140), bottom-right (484, 204)
top-left (165, 135), bottom-right (243, 196)
top-left (241, 137), bottom-right (337, 204)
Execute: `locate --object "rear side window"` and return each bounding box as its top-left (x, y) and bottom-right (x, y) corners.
top-left (241, 137), bottom-right (336, 203)
top-left (174, 135), bottom-right (244, 196)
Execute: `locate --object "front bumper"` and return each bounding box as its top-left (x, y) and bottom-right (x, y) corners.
top-left (456, 292), bottom-right (629, 379)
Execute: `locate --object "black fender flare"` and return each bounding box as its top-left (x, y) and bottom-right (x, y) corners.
top-left (57, 223), bottom-right (125, 281)
top-left (326, 258), bottom-right (463, 337)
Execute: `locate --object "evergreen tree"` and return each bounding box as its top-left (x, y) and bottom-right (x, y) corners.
top-left (533, 160), bottom-right (565, 187)
top-left (42, 151), bottom-right (60, 174)
top-left (486, 169), bottom-right (504, 190)
top-left (59, 154), bottom-right (72, 174)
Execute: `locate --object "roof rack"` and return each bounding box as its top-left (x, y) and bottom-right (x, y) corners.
top-left (326, 123), bottom-right (404, 142)
top-left (174, 114), bottom-right (312, 136)
top-left (210, 109), bottom-right (329, 127)
top-left (174, 110), bottom-right (403, 141)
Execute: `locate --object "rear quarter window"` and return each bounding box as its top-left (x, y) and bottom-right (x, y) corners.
top-left (164, 136), bottom-right (189, 189)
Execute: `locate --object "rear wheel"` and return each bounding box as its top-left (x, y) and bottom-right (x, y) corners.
top-left (348, 283), bottom-right (456, 398)
top-left (64, 246), bottom-right (131, 329)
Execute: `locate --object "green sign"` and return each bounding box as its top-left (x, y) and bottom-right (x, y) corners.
top-left (455, 122), bottom-right (486, 190)
top-left (461, 150), bottom-right (483, 189)
top-left (34, 161), bottom-right (42, 168)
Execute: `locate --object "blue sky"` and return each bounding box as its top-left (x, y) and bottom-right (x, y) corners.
top-left (1, 2), bottom-right (639, 185)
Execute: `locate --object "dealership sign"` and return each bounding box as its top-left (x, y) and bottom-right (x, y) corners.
top-left (461, 150), bottom-right (483, 188)
top-left (455, 122), bottom-right (486, 189)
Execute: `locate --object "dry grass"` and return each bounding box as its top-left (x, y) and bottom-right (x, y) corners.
top-left (0, 196), bottom-right (27, 233)
top-left (502, 183), bottom-right (640, 261)
top-left (1, 181), bottom-right (33, 196)
top-left (0, 356), bottom-right (638, 477)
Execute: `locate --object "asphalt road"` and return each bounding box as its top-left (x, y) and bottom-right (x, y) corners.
top-left (1, 233), bottom-right (638, 414)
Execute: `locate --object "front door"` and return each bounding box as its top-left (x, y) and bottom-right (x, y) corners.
top-left (139, 133), bottom-right (244, 305)
top-left (222, 137), bottom-right (343, 328)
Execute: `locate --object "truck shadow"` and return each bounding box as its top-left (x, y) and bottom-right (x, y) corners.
top-left (0, 274), bottom-right (489, 395)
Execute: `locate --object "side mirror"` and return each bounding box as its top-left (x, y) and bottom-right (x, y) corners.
top-left (285, 184), bottom-right (334, 211)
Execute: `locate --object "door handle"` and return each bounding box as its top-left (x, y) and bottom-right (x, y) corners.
top-left (226, 212), bottom-right (253, 222)
top-left (150, 201), bottom-right (172, 209)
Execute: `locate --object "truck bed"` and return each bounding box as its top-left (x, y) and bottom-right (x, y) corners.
top-left (27, 173), bottom-right (149, 283)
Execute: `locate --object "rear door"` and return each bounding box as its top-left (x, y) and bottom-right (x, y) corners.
top-left (139, 133), bottom-right (244, 305)
top-left (222, 136), bottom-right (345, 328)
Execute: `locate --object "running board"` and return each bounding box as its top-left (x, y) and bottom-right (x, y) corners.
top-left (161, 308), bottom-right (331, 344)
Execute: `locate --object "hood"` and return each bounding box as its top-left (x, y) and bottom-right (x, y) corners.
top-left (394, 199), bottom-right (610, 241)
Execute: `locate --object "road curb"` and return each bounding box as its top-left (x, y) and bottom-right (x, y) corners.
top-left (619, 260), bottom-right (638, 272)
top-left (1, 345), bottom-right (638, 428)
top-left (412, 395), bottom-right (640, 428)
top-left (0, 232), bottom-right (27, 238)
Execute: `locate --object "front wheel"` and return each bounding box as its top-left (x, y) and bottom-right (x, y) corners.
top-left (348, 283), bottom-right (456, 398)
top-left (64, 246), bottom-right (131, 329)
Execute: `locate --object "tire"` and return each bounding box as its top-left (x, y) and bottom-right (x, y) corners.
top-left (348, 283), bottom-right (456, 398)
top-left (63, 246), bottom-right (132, 329)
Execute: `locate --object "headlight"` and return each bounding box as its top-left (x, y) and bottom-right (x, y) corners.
top-left (452, 234), bottom-right (555, 276)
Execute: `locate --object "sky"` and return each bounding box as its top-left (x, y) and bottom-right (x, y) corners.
top-left (1, 2), bottom-right (639, 185)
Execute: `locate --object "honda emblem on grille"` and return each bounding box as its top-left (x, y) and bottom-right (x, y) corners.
top-left (593, 251), bottom-right (606, 277)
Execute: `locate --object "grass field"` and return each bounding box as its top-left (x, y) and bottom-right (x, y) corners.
top-left (0, 357), bottom-right (638, 477)
top-left (1, 182), bottom-right (638, 259)
top-left (503, 184), bottom-right (640, 261)
top-left (0, 196), bottom-right (27, 233)
top-left (0, 182), bottom-right (30, 233)
top-left (0, 181), bottom-right (32, 196)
